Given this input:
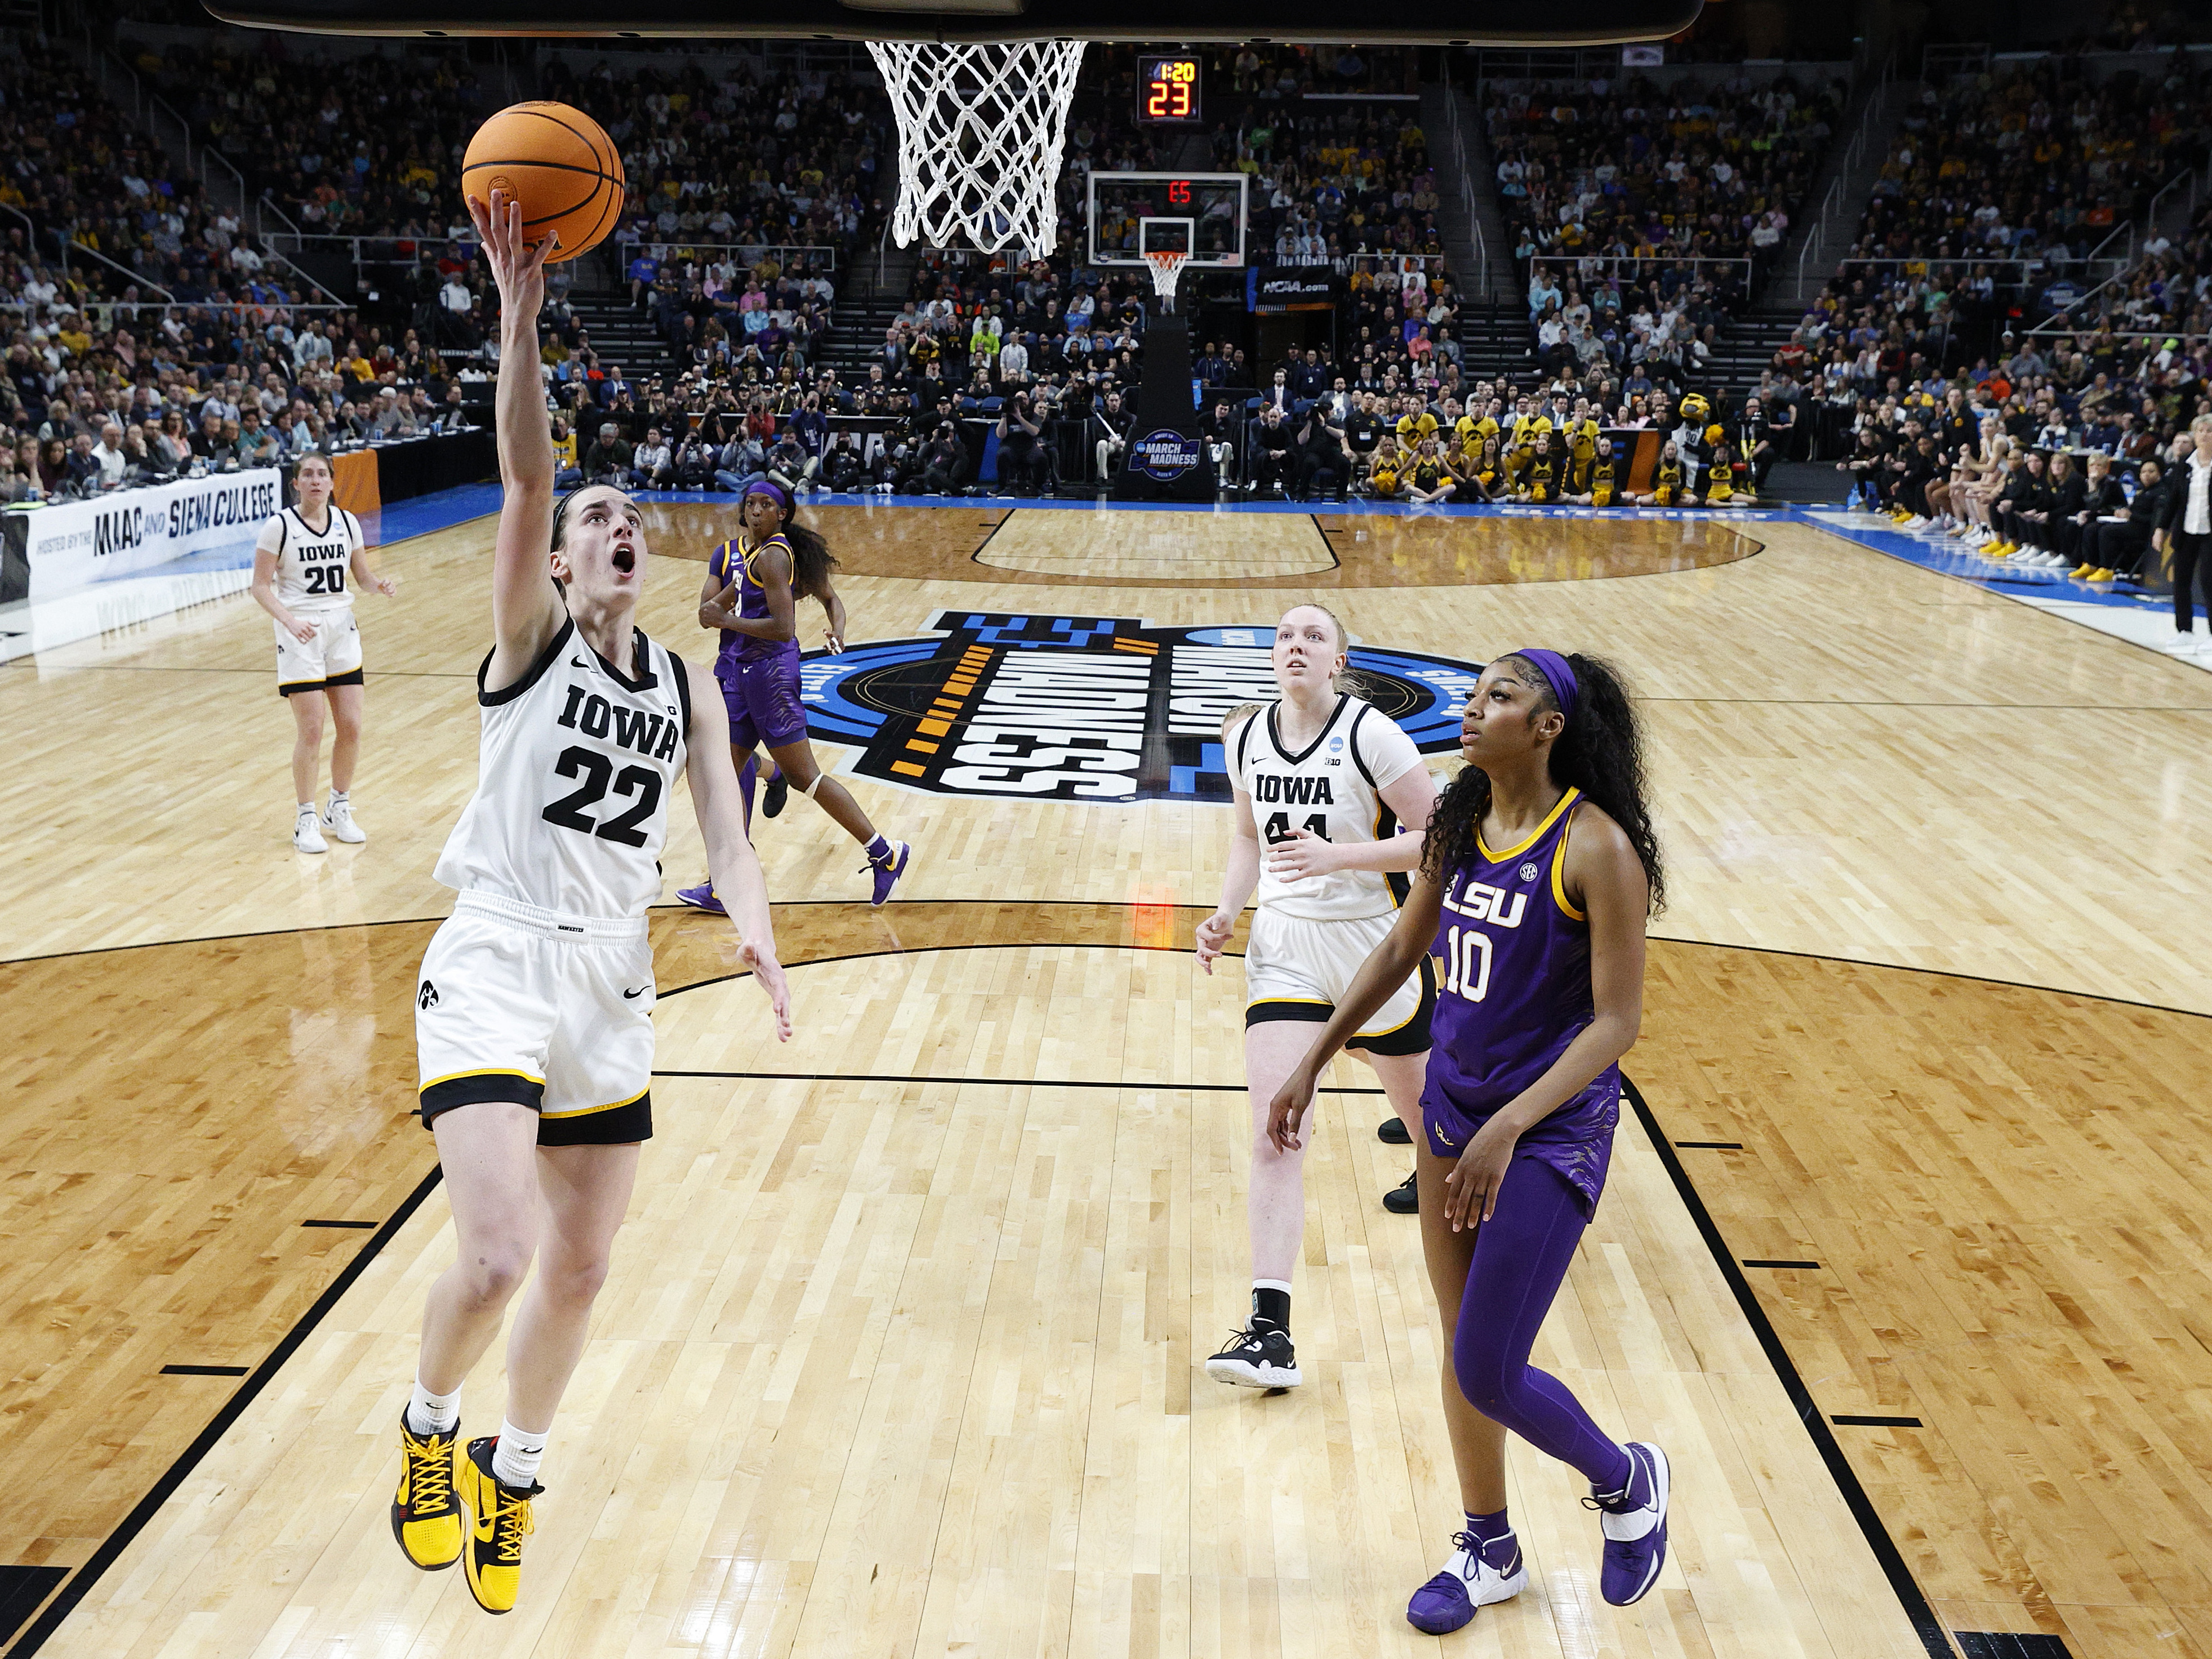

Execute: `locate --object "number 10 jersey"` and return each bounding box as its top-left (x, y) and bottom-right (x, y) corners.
top-left (1231, 693), bottom-right (1424, 922)
top-left (435, 617), bottom-right (693, 920)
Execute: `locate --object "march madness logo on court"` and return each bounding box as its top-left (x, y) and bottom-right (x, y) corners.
top-left (802, 612), bottom-right (1480, 802)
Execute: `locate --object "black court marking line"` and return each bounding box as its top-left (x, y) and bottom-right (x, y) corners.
top-left (301, 1218), bottom-right (379, 1229)
top-left (26, 908), bottom-right (2206, 1028)
top-left (1675, 1140), bottom-right (1743, 1149)
top-left (3, 896), bottom-right (1220, 969)
top-left (3, 1163), bottom-right (444, 1659)
top-left (1623, 1077), bottom-right (1952, 1659)
top-left (1956, 1633), bottom-right (2075, 1659)
top-left (1635, 696), bottom-right (2212, 711)
top-left (0, 1571), bottom-right (65, 1647)
top-left (1742, 1258), bottom-right (1823, 1270)
top-left (1641, 932), bottom-right (2212, 1023)
top-left (158, 1365), bottom-right (248, 1377)
top-left (653, 1069), bottom-right (1386, 1095)
top-left (1833, 1415), bottom-right (1924, 1428)
top-left (0, 665), bottom-right (477, 678)
top-left (965, 509), bottom-right (1014, 566)
top-left (649, 938), bottom-right (1251, 1004)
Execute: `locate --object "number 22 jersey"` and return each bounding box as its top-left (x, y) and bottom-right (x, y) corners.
top-left (1231, 694), bottom-right (1423, 922)
top-left (434, 617), bottom-right (692, 919)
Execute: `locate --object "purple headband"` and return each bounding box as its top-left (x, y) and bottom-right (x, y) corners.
top-left (1511, 648), bottom-right (1579, 725)
top-left (743, 479), bottom-right (791, 514)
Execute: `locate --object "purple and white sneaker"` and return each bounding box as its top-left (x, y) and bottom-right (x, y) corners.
top-left (1405, 1529), bottom-right (1526, 1634)
top-left (1591, 1441), bottom-right (1670, 1605)
top-left (675, 882), bottom-right (726, 915)
top-left (866, 840), bottom-right (911, 906)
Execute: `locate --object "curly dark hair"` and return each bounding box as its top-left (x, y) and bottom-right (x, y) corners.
top-left (1419, 651), bottom-right (1664, 914)
top-left (770, 505), bottom-right (840, 607)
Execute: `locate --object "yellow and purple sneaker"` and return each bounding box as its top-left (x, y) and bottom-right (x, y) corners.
top-left (866, 840), bottom-right (911, 907)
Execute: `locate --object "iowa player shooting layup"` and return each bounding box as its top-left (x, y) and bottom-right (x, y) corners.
top-left (390, 189), bottom-right (791, 1617)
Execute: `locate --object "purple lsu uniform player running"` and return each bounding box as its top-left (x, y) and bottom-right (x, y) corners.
top-left (676, 481), bottom-right (910, 909)
top-left (1267, 648), bottom-right (1672, 1636)
top-left (707, 527), bottom-right (809, 755)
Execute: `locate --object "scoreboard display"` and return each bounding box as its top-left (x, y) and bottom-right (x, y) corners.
top-left (1138, 55), bottom-right (1202, 124)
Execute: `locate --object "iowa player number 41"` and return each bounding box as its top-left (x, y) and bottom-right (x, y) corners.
top-left (1265, 812), bottom-right (1329, 844)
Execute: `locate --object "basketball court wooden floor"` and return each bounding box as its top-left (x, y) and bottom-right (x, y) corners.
top-left (5, 501), bottom-right (2212, 1659)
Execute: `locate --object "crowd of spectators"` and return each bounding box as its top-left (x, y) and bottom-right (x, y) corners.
top-left (1518, 256), bottom-right (1743, 388)
top-left (1486, 69), bottom-right (1845, 296)
top-left (123, 40), bottom-right (887, 349)
top-left (1774, 190), bottom-right (2212, 464)
top-left (0, 248), bottom-right (477, 506)
top-left (1847, 55), bottom-right (2211, 268)
top-left (0, 52), bottom-right (318, 315)
top-left (0, 41), bottom-right (489, 506)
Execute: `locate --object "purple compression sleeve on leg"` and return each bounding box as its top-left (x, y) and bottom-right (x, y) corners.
top-left (1453, 1154), bottom-right (1632, 1488)
top-left (737, 755), bottom-right (757, 831)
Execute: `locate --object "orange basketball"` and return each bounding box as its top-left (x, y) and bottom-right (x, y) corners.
top-left (461, 103), bottom-right (625, 264)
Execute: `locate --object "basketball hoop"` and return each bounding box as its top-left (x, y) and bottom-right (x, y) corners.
top-left (866, 40), bottom-right (1087, 257)
top-left (1143, 249), bottom-right (1189, 312)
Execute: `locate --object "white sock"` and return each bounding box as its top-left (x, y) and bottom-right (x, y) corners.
top-left (406, 1378), bottom-right (461, 1436)
top-left (296, 802), bottom-right (316, 816)
top-left (491, 1418), bottom-right (549, 1488)
top-left (328, 788), bottom-right (349, 804)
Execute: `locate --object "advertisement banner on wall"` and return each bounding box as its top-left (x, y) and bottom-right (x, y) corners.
top-left (17, 468), bottom-right (281, 602)
top-left (1245, 270), bottom-right (1339, 313)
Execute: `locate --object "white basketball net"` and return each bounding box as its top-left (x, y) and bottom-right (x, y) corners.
top-left (867, 40), bottom-right (1087, 256)
top-left (1145, 250), bottom-right (1188, 310)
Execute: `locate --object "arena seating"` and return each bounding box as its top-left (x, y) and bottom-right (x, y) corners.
top-left (1848, 58), bottom-right (2211, 265)
top-left (1485, 70), bottom-right (1845, 293)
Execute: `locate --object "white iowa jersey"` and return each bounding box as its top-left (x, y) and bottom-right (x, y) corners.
top-left (259, 505), bottom-right (363, 616)
top-left (1233, 694), bottom-right (1423, 921)
top-left (434, 617), bottom-right (692, 920)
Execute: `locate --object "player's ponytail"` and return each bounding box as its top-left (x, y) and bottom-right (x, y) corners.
top-left (1420, 651), bottom-right (1664, 914)
top-left (782, 515), bottom-right (840, 606)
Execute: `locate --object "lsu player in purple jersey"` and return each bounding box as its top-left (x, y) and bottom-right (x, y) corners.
top-left (1267, 648), bottom-right (1670, 1635)
top-left (675, 482), bottom-right (911, 908)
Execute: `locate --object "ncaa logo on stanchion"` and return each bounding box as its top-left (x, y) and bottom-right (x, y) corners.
top-left (1133, 429), bottom-right (1204, 482)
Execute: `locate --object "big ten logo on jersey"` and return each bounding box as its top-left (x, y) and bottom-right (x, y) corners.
top-left (801, 613), bottom-right (1483, 803)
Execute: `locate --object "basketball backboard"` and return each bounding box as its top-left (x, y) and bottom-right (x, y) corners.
top-left (204, 0), bottom-right (1702, 42)
top-left (1087, 173), bottom-right (1245, 270)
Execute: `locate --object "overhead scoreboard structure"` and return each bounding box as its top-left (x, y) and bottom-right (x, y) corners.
top-left (1085, 171), bottom-right (1248, 270)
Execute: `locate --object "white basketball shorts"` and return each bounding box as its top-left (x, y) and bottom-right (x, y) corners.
top-left (1243, 906), bottom-right (1434, 1056)
top-left (274, 606), bottom-right (363, 696)
top-left (415, 891), bottom-right (656, 1145)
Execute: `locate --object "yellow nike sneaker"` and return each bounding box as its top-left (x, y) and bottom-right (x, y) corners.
top-left (456, 1436), bottom-right (540, 1614)
top-left (391, 1413), bottom-right (462, 1571)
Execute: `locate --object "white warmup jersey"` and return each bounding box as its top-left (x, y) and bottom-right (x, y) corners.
top-left (260, 505), bottom-right (363, 615)
top-left (1232, 693), bottom-right (1425, 921)
top-left (434, 617), bottom-right (692, 920)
